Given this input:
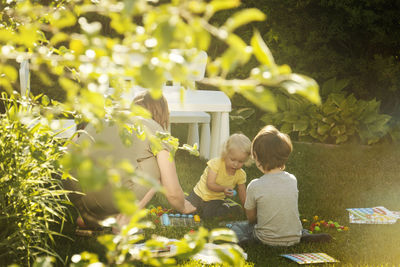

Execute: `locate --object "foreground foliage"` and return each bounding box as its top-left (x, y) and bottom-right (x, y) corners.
top-left (0, 95), bottom-right (72, 266)
top-left (0, 0), bottom-right (321, 265)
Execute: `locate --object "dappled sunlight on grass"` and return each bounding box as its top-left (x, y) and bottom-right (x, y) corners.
top-left (71, 142), bottom-right (400, 265)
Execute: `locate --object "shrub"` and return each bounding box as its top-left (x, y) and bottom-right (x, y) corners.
top-left (240, 0), bottom-right (400, 115)
top-left (261, 79), bottom-right (392, 145)
top-left (0, 94), bottom-right (72, 266)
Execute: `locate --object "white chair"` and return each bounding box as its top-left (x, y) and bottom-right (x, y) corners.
top-left (19, 60), bottom-right (77, 139)
top-left (118, 50), bottom-right (212, 159)
top-left (163, 50), bottom-right (211, 158)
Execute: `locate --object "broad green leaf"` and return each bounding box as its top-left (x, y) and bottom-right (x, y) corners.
top-left (224, 8), bottom-right (266, 32)
top-left (187, 1), bottom-right (206, 13)
top-left (317, 123), bottom-right (330, 135)
top-left (234, 107), bottom-right (255, 119)
top-left (209, 228), bottom-right (238, 243)
top-left (49, 11), bottom-right (76, 29)
top-left (191, 18), bottom-right (211, 50)
top-left (293, 120), bottom-right (308, 131)
top-left (226, 34), bottom-right (251, 65)
top-left (114, 188), bottom-right (137, 215)
top-left (155, 20), bottom-right (175, 50)
top-left (139, 65), bottom-right (164, 91)
top-left (220, 48), bottom-right (239, 73)
top-left (16, 25), bottom-right (40, 48)
top-left (251, 30), bottom-right (276, 68)
top-left (69, 38), bottom-right (85, 55)
top-left (335, 134), bottom-right (348, 144)
top-left (41, 95), bottom-right (50, 107)
top-left (280, 123), bottom-right (293, 134)
top-left (110, 13), bottom-right (135, 34)
top-left (50, 32), bottom-right (69, 45)
top-left (241, 87), bottom-right (277, 112)
top-left (282, 113), bottom-right (298, 123)
top-left (280, 74), bottom-right (321, 105)
top-left (0, 29), bottom-right (14, 42)
top-left (207, 0), bottom-right (240, 14)
top-left (2, 65), bottom-right (18, 82)
top-left (180, 144), bottom-right (199, 156)
top-left (329, 93), bottom-right (346, 107)
top-left (275, 94), bottom-right (288, 110)
top-left (321, 103), bottom-right (337, 115)
top-left (59, 77), bottom-right (80, 95)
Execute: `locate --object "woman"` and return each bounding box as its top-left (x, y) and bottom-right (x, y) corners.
top-left (66, 90), bottom-right (196, 228)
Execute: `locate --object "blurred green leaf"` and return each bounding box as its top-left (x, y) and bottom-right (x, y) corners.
top-left (224, 8), bottom-right (266, 32)
top-left (241, 87), bottom-right (277, 112)
top-left (251, 30), bottom-right (276, 68)
top-left (207, 0), bottom-right (240, 14)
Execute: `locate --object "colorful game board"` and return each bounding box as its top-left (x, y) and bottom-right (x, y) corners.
top-left (161, 213), bottom-right (201, 227)
top-left (392, 210), bottom-right (400, 219)
top-left (347, 206), bottom-right (398, 224)
top-left (281, 253), bottom-right (338, 264)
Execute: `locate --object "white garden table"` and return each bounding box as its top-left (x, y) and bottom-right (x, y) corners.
top-left (164, 89), bottom-right (231, 159)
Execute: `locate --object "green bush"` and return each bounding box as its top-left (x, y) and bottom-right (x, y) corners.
top-left (240, 0), bottom-right (400, 115)
top-left (0, 94), bottom-right (72, 266)
top-left (261, 79), bottom-right (392, 145)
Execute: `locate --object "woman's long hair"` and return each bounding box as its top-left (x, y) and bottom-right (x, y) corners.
top-left (133, 90), bottom-right (169, 130)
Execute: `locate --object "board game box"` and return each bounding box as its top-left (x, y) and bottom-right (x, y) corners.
top-left (347, 206), bottom-right (398, 224)
top-left (160, 213), bottom-right (201, 227)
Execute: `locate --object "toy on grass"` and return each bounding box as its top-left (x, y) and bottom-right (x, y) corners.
top-left (227, 189), bottom-right (237, 197)
top-left (303, 215), bottom-right (349, 234)
top-left (162, 213), bottom-right (200, 227)
top-left (148, 205), bottom-right (201, 227)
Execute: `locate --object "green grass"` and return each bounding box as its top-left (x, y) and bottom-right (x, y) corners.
top-left (69, 139), bottom-right (400, 266)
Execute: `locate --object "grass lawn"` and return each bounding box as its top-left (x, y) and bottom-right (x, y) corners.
top-left (70, 138), bottom-right (400, 266)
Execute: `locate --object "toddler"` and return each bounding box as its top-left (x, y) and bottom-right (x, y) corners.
top-left (231, 125), bottom-right (331, 246)
top-left (186, 133), bottom-right (251, 219)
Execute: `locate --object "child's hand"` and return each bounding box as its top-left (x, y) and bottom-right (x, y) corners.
top-left (224, 188), bottom-right (235, 197)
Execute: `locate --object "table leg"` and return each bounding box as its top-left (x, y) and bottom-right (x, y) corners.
top-left (220, 112), bottom-right (230, 153)
top-left (210, 112), bottom-right (221, 159)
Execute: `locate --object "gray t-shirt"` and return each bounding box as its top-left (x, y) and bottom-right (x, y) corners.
top-left (244, 171), bottom-right (302, 246)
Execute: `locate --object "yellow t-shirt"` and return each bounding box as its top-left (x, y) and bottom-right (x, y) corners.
top-left (193, 158), bottom-right (246, 201)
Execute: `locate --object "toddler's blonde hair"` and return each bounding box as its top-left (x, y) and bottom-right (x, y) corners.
top-left (221, 133), bottom-right (252, 166)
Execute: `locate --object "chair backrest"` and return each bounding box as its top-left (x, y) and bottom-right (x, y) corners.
top-left (164, 49), bottom-right (207, 92)
top-left (187, 50), bottom-right (207, 82)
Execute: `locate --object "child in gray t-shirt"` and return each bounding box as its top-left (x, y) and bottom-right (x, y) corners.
top-left (230, 125), bottom-right (331, 246)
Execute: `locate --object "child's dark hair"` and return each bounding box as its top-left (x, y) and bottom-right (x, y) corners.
top-left (251, 125), bottom-right (292, 171)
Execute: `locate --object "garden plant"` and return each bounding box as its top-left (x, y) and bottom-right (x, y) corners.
top-left (1, 0), bottom-right (399, 266)
top-left (0, 0), bottom-right (320, 266)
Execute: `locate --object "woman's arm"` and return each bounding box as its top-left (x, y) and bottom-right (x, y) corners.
top-left (237, 183), bottom-right (246, 207)
top-left (157, 150), bottom-right (196, 214)
top-left (138, 188), bottom-right (157, 209)
top-left (245, 207), bottom-right (257, 224)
